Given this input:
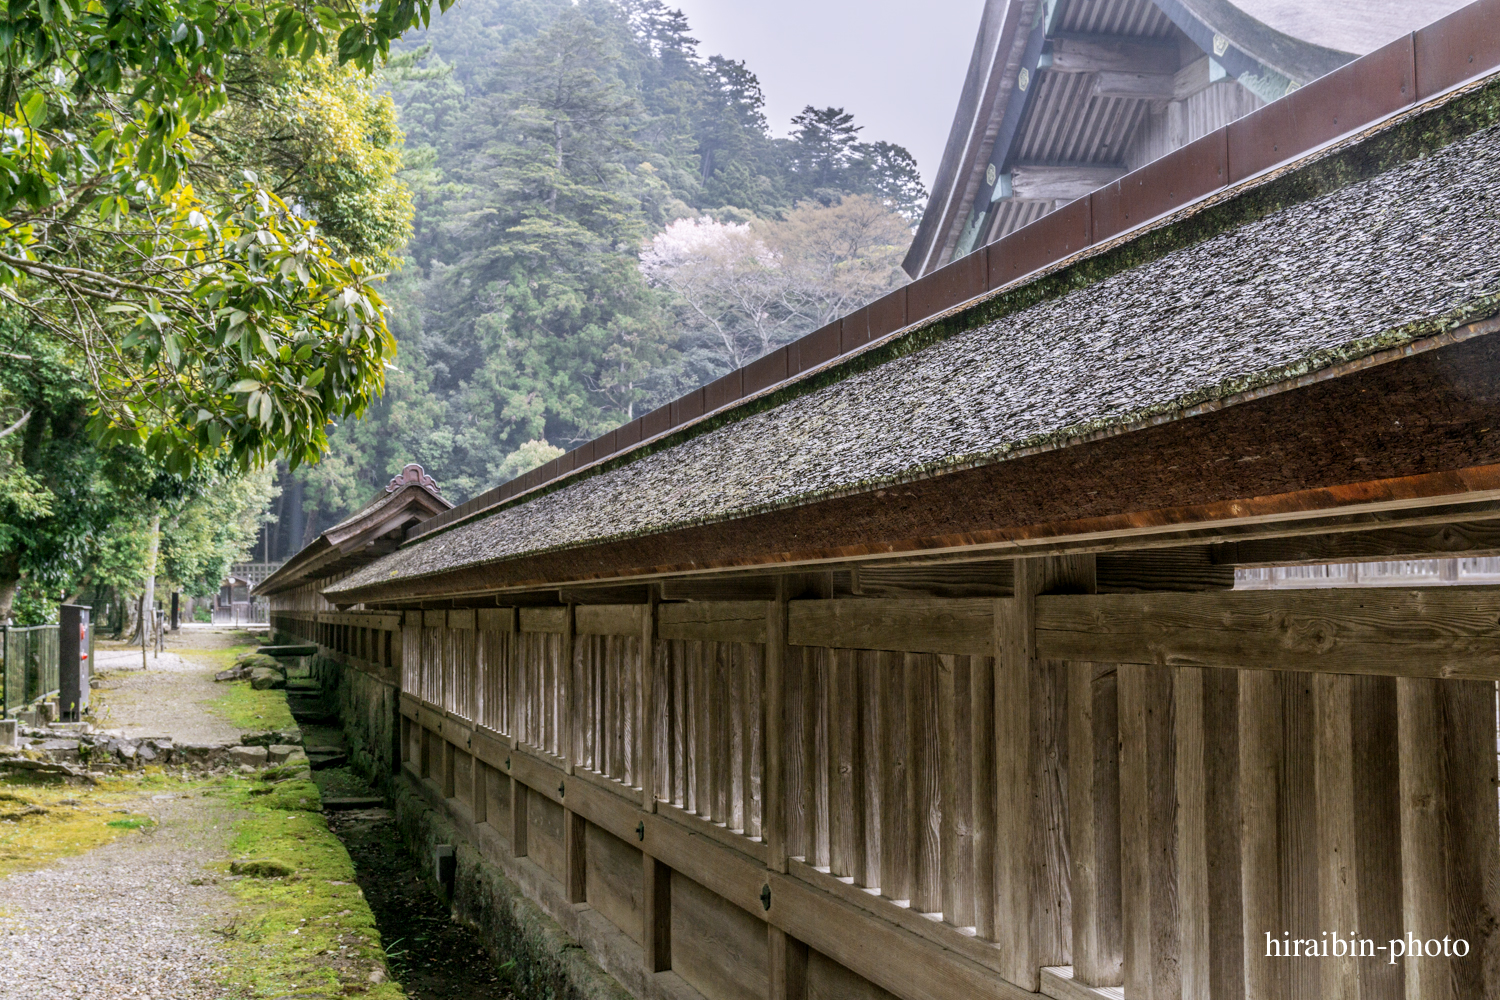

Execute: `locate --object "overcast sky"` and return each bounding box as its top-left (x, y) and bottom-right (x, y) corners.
top-left (667, 0), bottom-right (985, 188)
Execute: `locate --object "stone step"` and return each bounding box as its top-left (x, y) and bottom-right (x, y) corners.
top-left (322, 796), bottom-right (385, 811)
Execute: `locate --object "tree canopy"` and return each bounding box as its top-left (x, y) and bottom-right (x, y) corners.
top-left (276, 0), bottom-right (929, 542)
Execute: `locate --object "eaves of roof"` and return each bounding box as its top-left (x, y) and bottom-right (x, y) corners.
top-left (324, 71), bottom-right (1500, 607)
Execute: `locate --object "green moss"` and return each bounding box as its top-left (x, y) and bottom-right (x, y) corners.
top-left (209, 681), bottom-right (297, 733)
top-left (217, 776), bottom-right (406, 999)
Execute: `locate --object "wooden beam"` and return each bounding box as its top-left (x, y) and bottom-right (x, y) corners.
top-left (1097, 548), bottom-right (1233, 593)
top-left (789, 598), bottom-right (994, 656)
top-left (1008, 164), bottom-right (1127, 203)
top-left (1046, 33), bottom-right (1179, 75)
top-left (658, 601), bottom-right (771, 644)
top-left (852, 561), bottom-right (1013, 598)
top-left (1035, 588), bottom-right (1500, 679)
top-left (1212, 518), bottom-right (1500, 566)
top-left (1091, 71), bottom-right (1176, 101)
top-left (659, 576), bottom-right (779, 601)
top-left (575, 603), bottom-right (642, 637)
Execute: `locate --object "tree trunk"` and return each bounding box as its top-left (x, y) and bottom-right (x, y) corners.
top-left (141, 510), bottom-right (160, 668)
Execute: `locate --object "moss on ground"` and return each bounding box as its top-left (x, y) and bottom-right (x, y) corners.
top-left (214, 773), bottom-right (406, 999)
top-left (0, 771), bottom-right (170, 878)
top-left (209, 680), bottom-right (298, 733)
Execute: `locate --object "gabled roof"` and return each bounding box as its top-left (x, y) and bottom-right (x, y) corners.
top-left (323, 59), bottom-right (1500, 606)
top-left (904, 0), bottom-right (1471, 277)
top-left (253, 464), bottom-right (451, 598)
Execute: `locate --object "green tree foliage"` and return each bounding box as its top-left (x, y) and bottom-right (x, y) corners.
top-left (0, 1), bottom-right (430, 619)
top-left (287, 0), bottom-right (930, 535)
top-left (0, 0), bottom-right (451, 476)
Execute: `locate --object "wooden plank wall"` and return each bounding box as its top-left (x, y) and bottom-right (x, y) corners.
top-left (279, 560), bottom-right (1500, 1000)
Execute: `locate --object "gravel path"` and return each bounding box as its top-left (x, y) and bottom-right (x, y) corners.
top-left (91, 627), bottom-right (263, 744)
top-left (0, 793), bottom-right (237, 999)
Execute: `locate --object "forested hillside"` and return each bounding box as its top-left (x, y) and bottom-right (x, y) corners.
top-left (274, 0), bottom-right (926, 548)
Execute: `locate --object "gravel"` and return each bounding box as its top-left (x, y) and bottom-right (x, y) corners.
top-left (91, 629), bottom-right (258, 745)
top-left (0, 794), bottom-right (235, 999)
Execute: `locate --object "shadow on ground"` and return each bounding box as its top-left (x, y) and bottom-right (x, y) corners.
top-left (295, 701), bottom-right (516, 1000)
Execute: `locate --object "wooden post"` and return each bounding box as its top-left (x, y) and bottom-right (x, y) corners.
top-left (510, 777), bottom-right (528, 858)
top-left (768, 926), bottom-right (808, 1000)
top-left (766, 583), bottom-right (789, 873)
top-left (643, 854), bottom-right (672, 972)
top-left (995, 555), bottom-right (1090, 990)
top-left (565, 807), bottom-right (587, 904)
top-left (1119, 663), bottom-right (1176, 1000)
top-left (641, 592), bottom-right (658, 811)
top-left (1068, 660), bottom-right (1121, 987)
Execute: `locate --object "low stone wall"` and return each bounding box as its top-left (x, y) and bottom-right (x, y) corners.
top-left (393, 778), bottom-right (634, 1000)
top-left (309, 653), bottom-right (633, 1000)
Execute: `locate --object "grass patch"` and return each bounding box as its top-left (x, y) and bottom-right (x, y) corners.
top-left (216, 776), bottom-right (405, 999)
top-left (209, 680), bottom-right (297, 733)
top-left (0, 773), bottom-right (167, 878)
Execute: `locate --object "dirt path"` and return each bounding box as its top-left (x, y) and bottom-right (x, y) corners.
top-left (90, 626), bottom-right (264, 743)
top-left (0, 792), bottom-right (238, 1000)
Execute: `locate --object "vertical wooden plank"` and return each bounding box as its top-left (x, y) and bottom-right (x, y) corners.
top-left (829, 647), bottom-right (853, 879)
top-left (1119, 663), bottom-right (1177, 1000)
top-left (768, 926), bottom-right (808, 1000)
top-left (1352, 676), bottom-right (1403, 1000)
top-left (565, 808), bottom-right (587, 904)
top-left (1069, 661), bottom-right (1122, 987)
top-left (858, 650), bottom-right (882, 891)
top-left (1314, 673), bottom-right (1358, 1000)
top-left (643, 854), bottom-right (672, 972)
top-left (442, 737), bottom-right (457, 799)
top-left (938, 655), bottom-right (959, 923)
top-left (473, 759), bottom-right (489, 826)
top-left (747, 643), bottom-right (765, 840)
top-left (642, 598), bottom-right (658, 811)
top-left (996, 556), bottom-right (1088, 991)
top-left (1280, 672), bottom-right (1319, 1000)
top-left (784, 644), bottom-right (807, 863)
top-left (511, 778), bottom-right (529, 858)
top-left (731, 643), bottom-right (746, 832)
top-left (766, 591), bottom-right (788, 870)
top-left (805, 647), bottom-right (829, 868)
top-left (909, 653), bottom-right (942, 914)
top-left (972, 652), bottom-right (996, 941)
top-left (564, 606), bottom-right (576, 770)
top-left (1239, 669), bottom-right (1285, 1000)
top-left (880, 649), bottom-right (911, 901)
top-left (673, 639), bottom-right (687, 808)
top-left (1203, 668), bottom-right (1245, 1000)
top-left (1176, 667), bottom-right (1209, 1000)
top-left (1399, 678), bottom-right (1500, 1000)
top-left (697, 641), bottom-right (711, 818)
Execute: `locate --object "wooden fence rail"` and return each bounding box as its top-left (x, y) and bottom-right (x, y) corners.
top-left (270, 561), bottom-right (1500, 1000)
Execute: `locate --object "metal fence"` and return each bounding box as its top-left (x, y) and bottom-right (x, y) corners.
top-left (1, 624), bottom-right (59, 716)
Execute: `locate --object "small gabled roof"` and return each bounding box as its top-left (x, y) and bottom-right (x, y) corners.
top-left (253, 464), bottom-right (450, 598)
